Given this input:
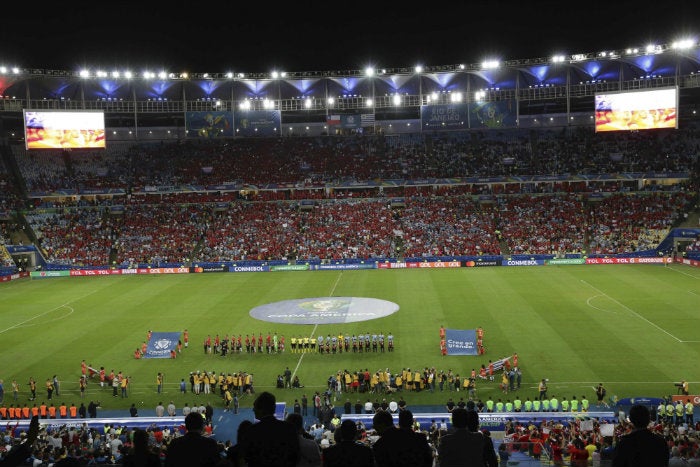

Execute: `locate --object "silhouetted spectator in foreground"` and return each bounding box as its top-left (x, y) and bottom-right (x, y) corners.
top-left (437, 408), bottom-right (497, 467)
top-left (238, 391), bottom-right (300, 467)
top-left (372, 409), bottom-right (433, 467)
top-left (612, 404), bottom-right (669, 467)
top-left (322, 418), bottom-right (374, 467)
top-left (165, 412), bottom-right (220, 467)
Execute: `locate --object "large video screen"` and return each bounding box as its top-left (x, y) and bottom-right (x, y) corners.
top-left (594, 88), bottom-right (677, 132)
top-left (23, 110), bottom-right (106, 149)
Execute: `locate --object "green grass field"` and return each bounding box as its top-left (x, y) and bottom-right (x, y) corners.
top-left (2, 264), bottom-right (699, 414)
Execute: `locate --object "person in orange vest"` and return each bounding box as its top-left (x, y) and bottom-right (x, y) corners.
top-left (134, 348), bottom-right (142, 359)
top-left (39, 402), bottom-right (47, 418)
top-left (69, 403), bottom-right (78, 418)
top-left (0, 404), bottom-right (7, 419)
top-left (48, 403), bottom-right (57, 419)
top-left (22, 404), bottom-right (30, 419)
top-left (7, 404), bottom-right (16, 419)
top-left (58, 402), bottom-right (67, 418)
top-left (31, 404), bottom-right (39, 417)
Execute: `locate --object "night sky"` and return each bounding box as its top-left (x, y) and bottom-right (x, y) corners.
top-left (1, 1), bottom-right (697, 74)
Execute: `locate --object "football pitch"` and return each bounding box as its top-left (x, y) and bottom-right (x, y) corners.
top-left (2, 263), bottom-right (699, 414)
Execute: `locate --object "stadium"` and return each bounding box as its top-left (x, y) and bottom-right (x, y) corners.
top-left (1, 34), bottom-right (700, 466)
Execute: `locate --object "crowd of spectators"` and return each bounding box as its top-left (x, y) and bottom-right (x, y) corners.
top-left (7, 126), bottom-right (699, 194)
top-left (1, 126), bottom-right (699, 268)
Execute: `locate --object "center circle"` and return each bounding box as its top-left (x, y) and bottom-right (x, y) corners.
top-left (249, 297), bottom-right (399, 324)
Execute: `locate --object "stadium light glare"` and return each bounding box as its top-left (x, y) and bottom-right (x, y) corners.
top-left (79, 69), bottom-right (90, 78)
top-left (111, 71), bottom-right (120, 79)
top-left (365, 98), bottom-right (373, 107)
top-left (415, 65), bottom-right (423, 73)
top-left (392, 94), bottom-right (401, 106)
top-left (304, 98), bottom-right (312, 109)
top-left (365, 67), bottom-right (375, 76)
top-left (671, 39), bottom-right (695, 49)
top-left (158, 71), bottom-right (167, 80)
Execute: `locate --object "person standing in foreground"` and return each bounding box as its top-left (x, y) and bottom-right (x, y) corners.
top-left (322, 419), bottom-right (374, 467)
top-left (238, 391), bottom-right (300, 467)
top-left (164, 411), bottom-right (220, 467)
top-left (372, 409), bottom-right (433, 467)
top-left (612, 404), bottom-right (669, 467)
top-left (437, 408), bottom-right (497, 467)
top-left (285, 412), bottom-right (321, 467)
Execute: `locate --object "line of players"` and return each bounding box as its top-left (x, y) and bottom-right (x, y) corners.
top-left (201, 333), bottom-right (286, 356)
top-left (290, 332), bottom-right (395, 354)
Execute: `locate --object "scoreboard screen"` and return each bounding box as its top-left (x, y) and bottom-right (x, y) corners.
top-left (23, 110), bottom-right (106, 149)
top-left (594, 87), bottom-right (677, 132)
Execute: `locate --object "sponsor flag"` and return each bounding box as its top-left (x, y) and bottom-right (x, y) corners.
top-left (327, 115), bottom-right (341, 125)
top-left (361, 113), bottom-right (375, 127)
top-left (491, 355), bottom-right (511, 372)
top-left (445, 329), bottom-right (477, 355)
top-left (144, 332), bottom-right (181, 358)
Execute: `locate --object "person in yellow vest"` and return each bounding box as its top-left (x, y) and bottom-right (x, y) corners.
top-left (370, 373), bottom-right (379, 393)
top-left (405, 369), bottom-right (413, 391)
top-left (290, 336), bottom-right (297, 353)
top-left (685, 399), bottom-right (694, 426)
top-left (570, 395), bottom-right (579, 412)
top-left (414, 370), bottom-right (422, 391)
top-left (665, 400), bottom-right (675, 424)
top-left (121, 376), bottom-right (129, 398)
top-left (675, 400), bottom-right (685, 426)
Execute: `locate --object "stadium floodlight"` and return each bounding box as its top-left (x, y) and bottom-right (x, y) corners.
top-left (226, 72), bottom-right (234, 79)
top-left (304, 98), bottom-right (312, 109)
top-left (551, 55), bottom-right (566, 63)
top-left (124, 71), bottom-right (133, 80)
top-left (158, 71), bottom-right (167, 80)
top-left (327, 97), bottom-right (335, 106)
top-left (671, 39), bottom-right (695, 49)
top-left (365, 98), bottom-right (373, 107)
top-left (481, 60), bottom-right (500, 69)
top-left (96, 70), bottom-right (107, 78)
top-left (450, 92), bottom-right (463, 103)
top-left (239, 100), bottom-right (251, 110)
top-left (415, 65), bottom-right (423, 73)
top-left (79, 69), bottom-right (90, 78)
top-left (365, 67), bottom-right (375, 77)
top-left (111, 71), bottom-right (120, 79)
top-left (392, 94), bottom-right (402, 106)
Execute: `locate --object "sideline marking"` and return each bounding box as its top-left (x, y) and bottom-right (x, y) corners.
top-left (0, 290), bottom-right (97, 334)
top-left (580, 280), bottom-right (681, 342)
top-left (665, 265), bottom-right (700, 279)
top-left (291, 272), bottom-right (343, 382)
